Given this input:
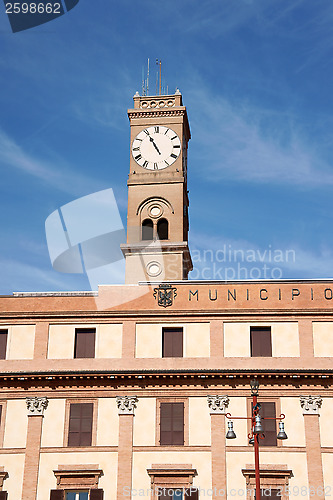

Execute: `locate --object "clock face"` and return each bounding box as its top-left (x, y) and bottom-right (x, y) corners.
top-left (132, 126), bottom-right (181, 170)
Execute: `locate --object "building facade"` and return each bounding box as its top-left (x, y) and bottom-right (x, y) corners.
top-left (0, 93), bottom-right (332, 500)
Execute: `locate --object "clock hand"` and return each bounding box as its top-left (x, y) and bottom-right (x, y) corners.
top-left (149, 136), bottom-right (161, 155)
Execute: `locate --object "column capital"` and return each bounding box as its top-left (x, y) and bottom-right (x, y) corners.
top-left (26, 396), bottom-right (49, 416)
top-left (207, 395), bottom-right (230, 414)
top-left (116, 395), bottom-right (138, 415)
top-left (300, 395), bottom-right (322, 415)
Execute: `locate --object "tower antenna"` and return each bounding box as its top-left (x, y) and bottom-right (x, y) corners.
top-left (159, 59), bottom-right (162, 95)
top-left (147, 58), bottom-right (150, 96)
top-left (142, 66), bottom-right (145, 96)
top-left (156, 59), bottom-right (159, 95)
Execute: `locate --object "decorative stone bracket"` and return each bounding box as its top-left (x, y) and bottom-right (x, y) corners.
top-left (26, 396), bottom-right (49, 416)
top-left (299, 395), bottom-right (323, 415)
top-left (207, 395), bottom-right (230, 414)
top-left (116, 396), bottom-right (138, 415)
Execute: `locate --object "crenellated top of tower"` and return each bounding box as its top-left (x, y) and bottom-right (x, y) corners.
top-left (132, 89), bottom-right (183, 109)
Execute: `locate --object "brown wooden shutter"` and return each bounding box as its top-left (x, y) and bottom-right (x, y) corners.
top-left (90, 489), bottom-right (104, 500)
top-left (50, 490), bottom-right (64, 500)
top-left (74, 328), bottom-right (96, 358)
top-left (160, 402), bottom-right (172, 445)
top-left (266, 490), bottom-right (280, 499)
top-left (158, 490), bottom-right (173, 500)
top-left (185, 489), bottom-right (199, 500)
top-left (250, 327), bottom-right (272, 357)
top-left (162, 328), bottom-right (183, 357)
top-left (0, 330), bottom-right (8, 359)
top-left (260, 402), bottom-right (277, 446)
top-left (68, 402), bottom-right (93, 446)
top-left (160, 402), bottom-right (184, 445)
top-left (0, 492), bottom-right (8, 500)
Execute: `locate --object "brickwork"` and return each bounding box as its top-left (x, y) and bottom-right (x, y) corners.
top-left (298, 319), bottom-right (314, 358)
top-left (211, 414), bottom-right (227, 497)
top-left (33, 321), bottom-right (49, 359)
top-left (210, 320), bottom-right (224, 357)
top-left (122, 320), bottom-right (136, 358)
top-left (117, 414), bottom-right (134, 499)
top-left (22, 415), bottom-right (43, 500)
top-left (304, 414), bottom-right (324, 499)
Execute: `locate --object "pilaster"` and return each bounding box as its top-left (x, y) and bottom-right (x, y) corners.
top-left (116, 396), bottom-right (138, 500)
top-left (300, 395), bottom-right (324, 499)
top-left (207, 395), bottom-right (229, 498)
top-left (22, 397), bottom-right (48, 500)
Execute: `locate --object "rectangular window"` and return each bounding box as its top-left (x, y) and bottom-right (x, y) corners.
top-left (0, 330), bottom-right (8, 360)
top-left (159, 489), bottom-right (182, 500)
top-left (252, 402), bottom-right (277, 447)
top-left (66, 493), bottom-right (89, 500)
top-left (162, 328), bottom-right (183, 357)
top-left (262, 490), bottom-right (280, 499)
top-left (160, 402), bottom-right (184, 445)
top-left (250, 327), bottom-right (272, 357)
top-left (74, 328), bottom-right (95, 359)
top-left (68, 403), bottom-right (93, 447)
top-left (159, 489), bottom-right (198, 500)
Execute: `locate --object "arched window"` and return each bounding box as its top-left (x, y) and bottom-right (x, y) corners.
top-left (157, 218), bottom-right (168, 240)
top-left (142, 219), bottom-right (153, 240)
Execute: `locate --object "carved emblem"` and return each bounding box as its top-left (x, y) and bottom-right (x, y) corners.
top-left (207, 395), bottom-right (230, 414)
top-left (300, 395), bottom-right (322, 415)
top-left (153, 283), bottom-right (177, 308)
top-left (26, 396), bottom-right (49, 416)
top-left (116, 396), bottom-right (138, 415)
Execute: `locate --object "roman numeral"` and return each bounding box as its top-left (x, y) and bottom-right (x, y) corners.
top-left (143, 129), bottom-right (150, 135)
top-left (154, 163), bottom-right (158, 170)
top-left (164, 160), bottom-right (170, 166)
top-left (173, 145), bottom-right (180, 148)
top-left (143, 161), bottom-right (148, 168)
top-left (135, 154), bottom-right (142, 160)
top-left (170, 153), bottom-right (177, 159)
top-left (171, 135), bottom-right (177, 140)
top-left (133, 147), bottom-right (140, 151)
top-left (154, 126), bottom-right (159, 133)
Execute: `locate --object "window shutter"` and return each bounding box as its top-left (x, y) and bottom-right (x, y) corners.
top-left (162, 328), bottom-right (183, 358)
top-left (0, 330), bottom-right (8, 359)
top-left (158, 490), bottom-right (173, 500)
top-left (74, 329), bottom-right (96, 358)
top-left (68, 403), bottom-right (93, 447)
top-left (50, 490), bottom-right (64, 500)
top-left (172, 402), bottom-right (184, 445)
top-left (185, 489), bottom-right (199, 500)
top-left (90, 489), bottom-right (104, 500)
top-left (172, 329), bottom-right (183, 357)
top-left (160, 402), bottom-right (184, 445)
top-left (160, 403), bottom-right (172, 445)
top-left (261, 402), bottom-right (277, 446)
top-left (250, 327), bottom-right (272, 357)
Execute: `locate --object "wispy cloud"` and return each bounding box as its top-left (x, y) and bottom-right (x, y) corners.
top-left (187, 87), bottom-right (333, 188)
top-left (0, 257), bottom-right (89, 294)
top-left (189, 232), bottom-right (333, 279)
top-left (0, 128), bottom-right (107, 196)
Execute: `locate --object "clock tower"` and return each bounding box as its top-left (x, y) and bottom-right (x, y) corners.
top-left (121, 89), bottom-right (193, 283)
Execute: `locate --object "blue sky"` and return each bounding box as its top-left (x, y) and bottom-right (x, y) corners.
top-left (1, 0), bottom-right (333, 293)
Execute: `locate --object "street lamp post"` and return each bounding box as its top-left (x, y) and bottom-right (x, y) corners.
top-left (225, 379), bottom-right (288, 500)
